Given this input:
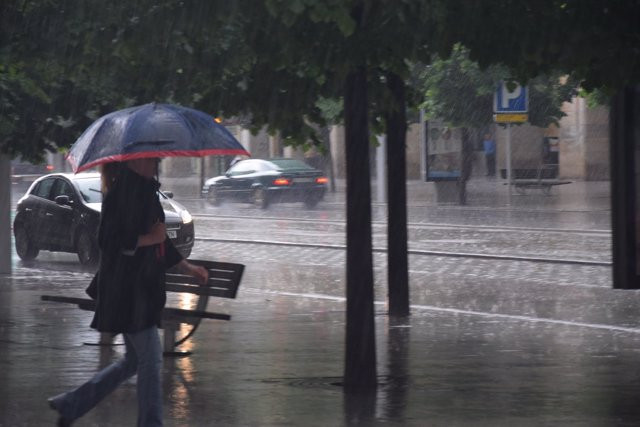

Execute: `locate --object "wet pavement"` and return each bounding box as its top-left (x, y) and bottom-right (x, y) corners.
top-left (6, 178), bottom-right (640, 426)
top-left (174, 178), bottom-right (612, 230)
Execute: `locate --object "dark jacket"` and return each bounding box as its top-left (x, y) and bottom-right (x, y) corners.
top-left (88, 167), bottom-right (182, 333)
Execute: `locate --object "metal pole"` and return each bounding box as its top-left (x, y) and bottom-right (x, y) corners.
top-left (419, 109), bottom-right (426, 182)
top-left (199, 157), bottom-right (205, 197)
top-left (506, 123), bottom-right (512, 205)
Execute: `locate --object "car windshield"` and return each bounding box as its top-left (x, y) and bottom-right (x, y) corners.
top-left (75, 177), bottom-right (103, 203)
top-left (268, 159), bottom-right (315, 171)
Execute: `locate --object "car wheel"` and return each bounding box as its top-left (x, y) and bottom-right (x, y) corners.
top-left (207, 186), bottom-right (221, 206)
top-left (252, 187), bottom-right (269, 209)
top-left (14, 225), bottom-right (39, 260)
top-left (76, 229), bottom-right (98, 265)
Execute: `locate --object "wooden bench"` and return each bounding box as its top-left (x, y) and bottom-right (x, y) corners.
top-left (502, 164), bottom-right (572, 195)
top-left (507, 178), bottom-right (572, 195)
top-left (41, 259), bottom-right (244, 356)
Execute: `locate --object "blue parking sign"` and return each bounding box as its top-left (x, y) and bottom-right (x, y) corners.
top-left (494, 81), bottom-right (528, 113)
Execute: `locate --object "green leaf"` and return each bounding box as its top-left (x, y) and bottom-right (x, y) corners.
top-left (334, 11), bottom-right (356, 36)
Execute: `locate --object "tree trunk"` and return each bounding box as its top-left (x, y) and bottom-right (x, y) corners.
top-left (385, 72), bottom-right (410, 317)
top-left (0, 154), bottom-right (11, 274)
top-left (458, 127), bottom-right (473, 205)
top-left (343, 66), bottom-right (377, 390)
top-left (610, 86), bottom-right (640, 289)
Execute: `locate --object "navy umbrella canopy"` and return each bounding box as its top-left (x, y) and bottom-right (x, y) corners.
top-left (67, 103), bottom-right (250, 172)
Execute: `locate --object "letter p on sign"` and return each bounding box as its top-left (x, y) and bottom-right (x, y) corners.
top-left (501, 85), bottom-right (521, 109)
top-left (494, 81), bottom-right (528, 113)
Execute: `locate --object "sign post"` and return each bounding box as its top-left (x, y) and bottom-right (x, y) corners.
top-left (494, 81), bottom-right (528, 204)
top-left (505, 124), bottom-right (512, 203)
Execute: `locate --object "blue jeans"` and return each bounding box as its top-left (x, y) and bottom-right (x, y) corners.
top-left (50, 326), bottom-right (163, 426)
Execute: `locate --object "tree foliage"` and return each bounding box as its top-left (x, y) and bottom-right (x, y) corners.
top-left (2, 1), bottom-right (640, 162)
top-left (1, 1), bottom-right (62, 162)
top-left (1, 1), bottom-right (249, 162)
top-left (417, 44), bottom-right (579, 129)
top-left (434, 0), bottom-right (640, 94)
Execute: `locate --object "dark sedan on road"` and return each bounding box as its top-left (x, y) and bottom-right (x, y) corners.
top-left (202, 158), bottom-right (328, 209)
top-left (13, 172), bottom-right (194, 265)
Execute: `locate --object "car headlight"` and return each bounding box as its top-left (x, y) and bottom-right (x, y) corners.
top-left (180, 210), bottom-right (193, 224)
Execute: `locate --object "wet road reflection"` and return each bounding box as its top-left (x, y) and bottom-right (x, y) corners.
top-left (380, 316), bottom-right (410, 422)
top-left (5, 265), bottom-right (640, 425)
top-left (344, 388), bottom-right (377, 425)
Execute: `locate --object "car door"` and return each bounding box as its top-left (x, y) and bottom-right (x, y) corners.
top-left (25, 177), bottom-right (56, 248)
top-left (47, 178), bottom-right (77, 249)
top-left (224, 160), bottom-right (257, 201)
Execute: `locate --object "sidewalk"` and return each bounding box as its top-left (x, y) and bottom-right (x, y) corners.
top-left (4, 269), bottom-right (640, 426)
top-left (327, 177), bottom-right (611, 211)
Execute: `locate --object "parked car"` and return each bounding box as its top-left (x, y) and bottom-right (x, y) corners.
top-left (202, 158), bottom-right (328, 209)
top-left (13, 172), bottom-right (194, 264)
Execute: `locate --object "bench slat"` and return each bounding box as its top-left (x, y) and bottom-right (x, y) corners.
top-left (163, 307), bottom-right (231, 321)
top-left (510, 179), bottom-right (572, 185)
top-left (166, 271), bottom-right (237, 283)
top-left (164, 283), bottom-right (236, 298)
top-left (41, 295), bottom-right (96, 311)
top-left (166, 275), bottom-right (238, 289)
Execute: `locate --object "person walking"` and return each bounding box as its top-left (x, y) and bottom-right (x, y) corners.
top-left (48, 158), bottom-right (208, 427)
top-left (482, 132), bottom-right (496, 177)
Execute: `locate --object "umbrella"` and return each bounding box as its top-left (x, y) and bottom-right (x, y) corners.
top-left (66, 103), bottom-right (250, 172)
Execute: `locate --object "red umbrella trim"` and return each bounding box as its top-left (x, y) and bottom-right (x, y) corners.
top-left (67, 149), bottom-right (251, 173)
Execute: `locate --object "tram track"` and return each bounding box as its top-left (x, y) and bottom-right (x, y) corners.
top-left (194, 236), bottom-right (611, 267)
top-left (191, 213), bottom-right (610, 235)
top-left (192, 213), bottom-right (610, 266)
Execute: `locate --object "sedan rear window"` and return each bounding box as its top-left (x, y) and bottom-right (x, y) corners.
top-left (268, 159), bottom-right (315, 171)
top-left (75, 177), bottom-right (103, 203)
